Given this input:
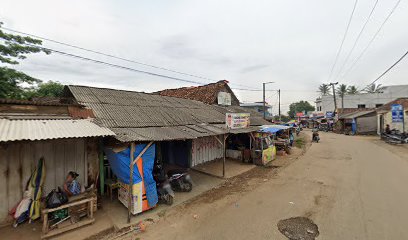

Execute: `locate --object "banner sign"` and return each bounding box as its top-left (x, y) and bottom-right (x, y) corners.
top-left (326, 111), bottom-right (334, 118)
top-left (391, 104), bottom-right (404, 123)
top-left (226, 113), bottom-right (250, 129)
top-left (217, 92), bottom-right (232, 106)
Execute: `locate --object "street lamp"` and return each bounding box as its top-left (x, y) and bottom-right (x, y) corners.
top-left (263, 82), bottom-right (275, 119)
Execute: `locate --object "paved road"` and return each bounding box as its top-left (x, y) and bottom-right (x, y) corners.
top-left (138, 132), bottom-right (408, 240)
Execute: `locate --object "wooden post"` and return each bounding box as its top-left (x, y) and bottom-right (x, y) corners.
top-left (127, 142), bottom-right (135, 223)
top-left (223, 134), bottom-right (226, 178)
top-left (127, 141), bottom-right (154, 223)
top-left (98, 140), bottom-right (105, 195)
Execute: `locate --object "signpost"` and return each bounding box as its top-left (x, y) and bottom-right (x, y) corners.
top-left (391, 104), bottom-right (405, 131)
top-left (226, 113), bottom-right (250, 129)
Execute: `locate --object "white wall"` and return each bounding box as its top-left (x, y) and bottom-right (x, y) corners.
top-left (316, 85), bottom-right (408, 114)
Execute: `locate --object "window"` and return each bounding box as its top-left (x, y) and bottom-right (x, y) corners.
top-left (375, 104), bottom-right (383, 108)
top-left (357, 104), bottom-right (366, 109)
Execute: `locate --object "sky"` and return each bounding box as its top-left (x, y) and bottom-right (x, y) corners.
top-left (1, 0), bottom-right (407, 114)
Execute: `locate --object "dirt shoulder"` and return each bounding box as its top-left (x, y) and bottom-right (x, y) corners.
top-left (114, 131), bottom-right (312, 240)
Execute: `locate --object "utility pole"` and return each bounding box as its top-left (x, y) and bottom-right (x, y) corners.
top-left (278, 89), bottom-right (281, 121)
top-left (329, 82), bottom-right (338, 114)
top-left (262, 82), bottom-right (274, 119)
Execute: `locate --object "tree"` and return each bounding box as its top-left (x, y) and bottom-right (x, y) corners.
top-left (364, 83), bottom-right (386, 93)
top-left (336, 84), bottom-right (348, 109)
top-left (0, 22), bottom-right (50, 99)
top-left (287, 101), bottom-right (315, 118)
top-left (347, 85), bottom-right (359, 94)
top-left (25, 81), bottom-right (65, 99)
top-left (318, 84), bottom-right (331, 96)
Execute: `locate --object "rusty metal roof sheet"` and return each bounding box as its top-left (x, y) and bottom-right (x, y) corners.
top-left (0, 119), bottom-right (115, 142)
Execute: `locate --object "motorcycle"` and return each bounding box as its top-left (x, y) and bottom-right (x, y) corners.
top-left (312, 131), bottom-right (320, 143)
top-left (153, 161), bottom-right (174, 205)
top-left (167, 169), bottom-right (193, 192)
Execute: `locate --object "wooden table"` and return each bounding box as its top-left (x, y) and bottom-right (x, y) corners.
top-left (41, 194), bottom-right (96, 239)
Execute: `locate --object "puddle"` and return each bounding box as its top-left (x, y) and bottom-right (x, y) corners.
top-left (277, 217), bottom-right (319, 240)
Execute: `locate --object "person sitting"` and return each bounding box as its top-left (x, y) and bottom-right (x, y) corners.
top-left (63, 171), bottom-right (82, 197)
top-left (385, 124), bottom-right (391, 134)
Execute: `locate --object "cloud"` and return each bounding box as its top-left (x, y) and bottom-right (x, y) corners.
top-left (240, 64), bottom-right (269, 73)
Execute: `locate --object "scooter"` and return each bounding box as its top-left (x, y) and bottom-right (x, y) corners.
top-left (153, 162), bottom-right (174, 205)
top-left (167, 169), bottom-right (193, 192)
top-left (312, 132), bottom-right (320, 143)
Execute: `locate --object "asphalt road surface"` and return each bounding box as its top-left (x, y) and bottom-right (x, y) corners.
top-left (137, 131), bottom-right (408, 240)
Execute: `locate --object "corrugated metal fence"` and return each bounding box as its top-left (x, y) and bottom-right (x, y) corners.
top-left (191, 136), bottom-right (223, 166)
top-left (0, 139), bottom-right (87, 224)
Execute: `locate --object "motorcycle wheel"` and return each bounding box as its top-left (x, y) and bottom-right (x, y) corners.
top-left (165, 195), bottom-right (174, 205)
top-left (183, 181), bottom-right (193, 192)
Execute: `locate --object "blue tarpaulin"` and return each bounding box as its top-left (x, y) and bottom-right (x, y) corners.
top-left (259, 127), bottom-right (283, 134)
top-left (104, 144), bottom-right (158, 207)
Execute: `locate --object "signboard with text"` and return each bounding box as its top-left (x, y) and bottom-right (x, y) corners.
top-left (391, 104), bottom-right (404, 123)
top-left (226, 113), bottom-right (250, 129)
top-left (217, 92), bottom-right (232, 106)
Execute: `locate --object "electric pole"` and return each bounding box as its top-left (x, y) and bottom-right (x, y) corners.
top-left (278, 89), bottom-right (281, 121)
top-left (262, 82), bottom-right (274, 119)
top-left (329, 82), bottom-right (338, 114)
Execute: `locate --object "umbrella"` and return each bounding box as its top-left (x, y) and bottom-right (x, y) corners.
top-left (29, 157), bottom-right (46, 221)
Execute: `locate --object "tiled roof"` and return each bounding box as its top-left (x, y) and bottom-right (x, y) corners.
top-left (0, 119), bottom-right (115, 142)
top-left (156, 80), bottom-right (240, 105)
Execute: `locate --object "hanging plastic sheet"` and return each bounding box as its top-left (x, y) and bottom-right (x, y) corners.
top-left (104, 144), bottom-right (158, 207)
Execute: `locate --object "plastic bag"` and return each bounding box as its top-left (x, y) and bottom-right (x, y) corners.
top-left (46, 187), bottom-right (68, 208)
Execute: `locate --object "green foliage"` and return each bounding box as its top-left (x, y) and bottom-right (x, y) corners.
top-left (347, 85), bottom-right (359, 94)
top-left (336, 84), bottom-right (348, 98)
top-left (273, 115), bottom-right (291, 122)
top-left (0, 22), bottom-right (50, 99)
top-left (287, 101), bottom-right (315, 118)
top-left (24, 81), bottom-right (65, 99)
top-left (364, 83), bottom-right (386, 93)
top-left (318, 84), bottom-right (331, 96)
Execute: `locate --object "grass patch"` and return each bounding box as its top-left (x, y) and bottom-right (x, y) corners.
top-left (295, 138), bottom-right (305, 148)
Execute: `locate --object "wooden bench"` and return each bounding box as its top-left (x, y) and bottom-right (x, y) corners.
top-left (41, 193), bottom-right (96, 239)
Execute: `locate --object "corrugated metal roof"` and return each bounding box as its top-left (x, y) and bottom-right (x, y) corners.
top-left (0, 119), bottom-right (115, 142)
top-left (67, 85), bottom-right (226, 129)
top-left (111, 124), bottom-right (229, 142)
top-left (339, 110), bottom-right (375, 119)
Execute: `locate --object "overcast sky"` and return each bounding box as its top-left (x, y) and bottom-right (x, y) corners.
top-left (1, 0), bottom-right (407, 114)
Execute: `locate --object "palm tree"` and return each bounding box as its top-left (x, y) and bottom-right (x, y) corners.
top-left (336, 84), bottom-right (348, 109)
top-left (318, 84), bottom-right (331, 96)
top-left (347, 85), bottom-right (359, 94)
top-left (365, 83), bottom-right (386, 93)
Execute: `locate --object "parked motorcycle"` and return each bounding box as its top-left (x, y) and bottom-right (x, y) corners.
top-left (153, 162), bottom-right (174, 205)
top-left (381, 130), bottom-right (408, 144)
top-left (167, 169), bottom-right (193, 192)
top-left (312, 131), bottom-right (320, 143)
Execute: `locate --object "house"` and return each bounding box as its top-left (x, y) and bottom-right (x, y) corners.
top-left (315, 85), bottom-right (408, 114)
top-left (376, 98), bottom-right (408, 134)
top-left (240, 102), bottom-right (273, 119)
top-left (64, 85), bottom-right (261, 177)
top-left (156, 80), bottom-right (240, 106)
top-left (337, 110), bottom-right (377, 135)
top-left (0, 99), bottom-right (114, 225)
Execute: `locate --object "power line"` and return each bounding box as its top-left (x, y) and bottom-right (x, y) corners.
top-left (1, 26), bottom-right (218, 82)
top-left (327, 0), bottom-right (359, 81)
top-left (340, 0), bottom-right (403, 80)
top-left (1, 26), bottom-right (262, 91)
top-left (334, 0), bottom-right (379, 81)
top-left (24, 43), bottom-right (207, 85)
top-left (363, 49), bottom-right (408, 90)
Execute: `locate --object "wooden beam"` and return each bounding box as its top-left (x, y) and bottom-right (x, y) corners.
top-left (213, 135), bottom-right (223, 146)
top-left (222, 134), bottom-right (226, 178)
top-left (127, 141), bottom-right (154, 223)
top-left (127, 142), bottom-right (135, 223)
